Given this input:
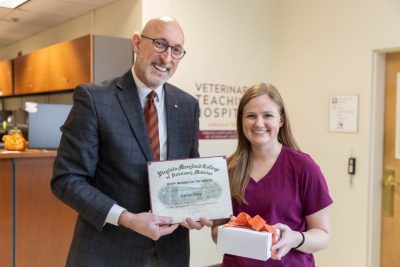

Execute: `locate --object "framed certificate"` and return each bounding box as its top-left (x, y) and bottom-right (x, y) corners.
top-left (147, 156), bottom-right (233, 223)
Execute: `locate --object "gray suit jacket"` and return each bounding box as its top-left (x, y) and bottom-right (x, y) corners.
top-left (51, 70), bottom-right (200, 267)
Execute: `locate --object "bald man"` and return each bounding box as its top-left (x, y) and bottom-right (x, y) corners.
top-left (51, 17), bottom-right (211, 267)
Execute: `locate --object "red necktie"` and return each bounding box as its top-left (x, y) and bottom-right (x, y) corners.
top-left (144, 91), bottom-right (160, 160)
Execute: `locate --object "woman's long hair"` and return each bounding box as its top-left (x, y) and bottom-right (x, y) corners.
top-left (228, 82), bottom-right (300, 204)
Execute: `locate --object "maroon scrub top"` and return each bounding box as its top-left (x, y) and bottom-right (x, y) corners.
top-left (222, 146), bottom-right (333, 267)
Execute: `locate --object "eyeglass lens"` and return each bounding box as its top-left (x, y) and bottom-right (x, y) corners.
top-left (142, 35), bottom-right (185, 59)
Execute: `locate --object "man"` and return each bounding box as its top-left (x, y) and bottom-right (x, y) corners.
top-left (51, 16), bottom-right (211, 267)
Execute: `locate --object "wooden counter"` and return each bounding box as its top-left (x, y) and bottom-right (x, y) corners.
top-left (0, 150), bottom-right (76, 267)
top-left (0, 149), bottom-right (57, 159)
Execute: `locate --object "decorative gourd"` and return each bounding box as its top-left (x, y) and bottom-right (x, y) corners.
top-left (2, 129), bottom-right (28, 151)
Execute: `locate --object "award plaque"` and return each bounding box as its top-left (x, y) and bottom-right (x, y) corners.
top-left (147, 156), bottom-right (233, 223)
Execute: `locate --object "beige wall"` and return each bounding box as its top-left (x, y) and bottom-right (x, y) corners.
top-left (275, 0), bottom-right (400, 267)
top-left (150, 1), bottom-right (277, 265)
top-left (2, 0), bottom-right (400, 266)
top-left (126, 1), bottom-right (400, 266)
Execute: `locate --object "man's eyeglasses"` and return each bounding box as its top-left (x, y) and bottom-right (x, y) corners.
top-left (141, 35), bottom-right (186, 60)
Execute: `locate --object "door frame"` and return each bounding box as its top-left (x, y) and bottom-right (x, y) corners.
top-left (368, 49), bottom-right (400, 267)
top-left (367, 51), bottom-right (385, 267)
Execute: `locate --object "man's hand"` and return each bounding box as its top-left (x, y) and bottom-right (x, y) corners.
top-left (180, 217), bottom-right (213, 230)
top-left (118, 210), bottom-right (179, 240)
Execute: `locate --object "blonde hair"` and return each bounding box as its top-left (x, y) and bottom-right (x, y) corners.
top-left (228, 82), bottom-right (300, 204)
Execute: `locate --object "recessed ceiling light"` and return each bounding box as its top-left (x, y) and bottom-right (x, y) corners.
top-left (0, 0), bottom-right (29, 9)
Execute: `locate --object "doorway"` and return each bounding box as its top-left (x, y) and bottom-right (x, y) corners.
top-left (380, 52), bottom-right (400, 267)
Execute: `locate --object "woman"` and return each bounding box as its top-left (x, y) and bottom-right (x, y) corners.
top-left (212, 82), bottom-right (332, 267)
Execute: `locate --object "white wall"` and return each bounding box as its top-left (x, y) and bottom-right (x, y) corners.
top-left (93, 0), bottom-right (142, 37)
top-left (162, 0), bottom-right (276, 155)
top-left (142, 1), bottom-right (277, 266)
top-left (3, 0), bottom-right (400, 266)
top-left (146, 0), bottom-right (400, 266)
top-left (275, 0), bottom-right (400, 266)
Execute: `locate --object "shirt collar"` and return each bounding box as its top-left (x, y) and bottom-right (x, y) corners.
top-left (131, 67), bottom-right (163, 103)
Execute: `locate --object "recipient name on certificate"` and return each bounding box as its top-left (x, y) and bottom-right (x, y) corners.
top-left (147, 156), bottom-right (233, 223)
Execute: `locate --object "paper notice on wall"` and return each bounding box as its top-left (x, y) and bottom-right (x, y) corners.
top-left (328, 95), bottom-right (359, 133)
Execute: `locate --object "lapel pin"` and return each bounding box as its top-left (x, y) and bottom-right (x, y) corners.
top-left (174, 104), bottom-right (178, 108)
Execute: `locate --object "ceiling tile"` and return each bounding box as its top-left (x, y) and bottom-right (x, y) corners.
top-left (0, 0), bottom-right (120, 50)
top-left (61, 0), bottom-right (116, 7)
top-left (0, 20), bottom-right (46, 39)
top-left (20, 0), bottom-right (94, 17)
top-left (0, 37), bottom-right (15, 47)
top-left (0, 7), bottom-right (12, 17)
top-left (4, 9), bottom-right (68, 26)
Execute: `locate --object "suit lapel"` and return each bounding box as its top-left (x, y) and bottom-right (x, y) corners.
top-left (115, 71), bottom-right (152, 161)
top-left (164, 84), bottom-right (181, 159)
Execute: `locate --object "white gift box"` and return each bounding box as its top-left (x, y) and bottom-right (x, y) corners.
top-left (217, 225), bottom-right (277, 261)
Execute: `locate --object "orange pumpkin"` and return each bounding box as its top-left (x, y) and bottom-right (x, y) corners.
top-left (2, 132), bottom-right (28, 151)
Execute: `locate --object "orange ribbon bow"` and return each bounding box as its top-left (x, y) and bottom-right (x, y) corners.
top-left (226, 212), bottom-right (278, 246)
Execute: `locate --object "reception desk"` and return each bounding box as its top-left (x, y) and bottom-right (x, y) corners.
top-left (0, 150), bottom-right (76, 267)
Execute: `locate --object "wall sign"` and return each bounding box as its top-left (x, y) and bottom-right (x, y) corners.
top-left (328, 95), bottom-right (359, 133)
top-left (195, 82), bottom-right (248, 139)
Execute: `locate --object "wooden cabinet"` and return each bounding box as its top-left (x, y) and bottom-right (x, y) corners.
top-left (0, 59), bottom-right (13, 96)
top-left (14, 48), bottom-right (49, 95)
top-left (12, 34), bottom-right (132, 96)
top-left (0, 151), bottom-right (76, 267)
top-left (14, 36), bottom-right (90, 95)
top-left (48, 35), bottom-right (91, 91)
top-left (0, 160), bottom-right (13, 267)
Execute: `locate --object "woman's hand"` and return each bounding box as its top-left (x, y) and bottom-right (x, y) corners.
top-left (271, 207), bottom-right (331, 259)
top-left (180, 217), bottom-right (213, 230)
top-left (210, 218), bottom-right (231, 243)
top-left (271, 223), bottom-right (302, 260)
